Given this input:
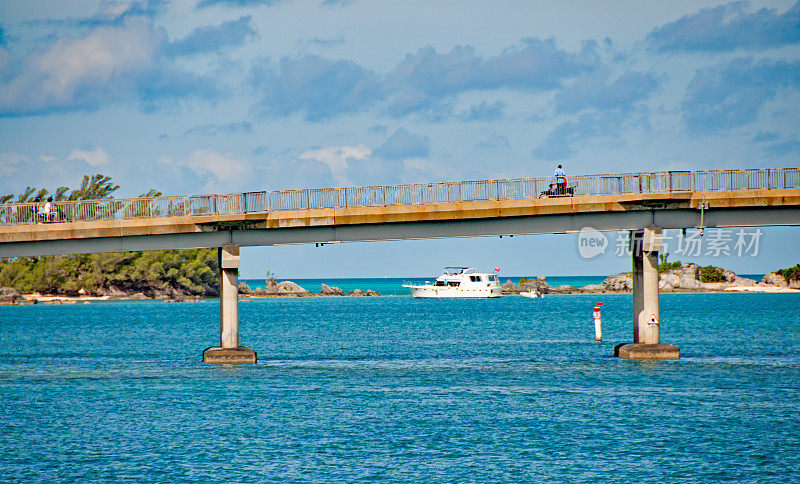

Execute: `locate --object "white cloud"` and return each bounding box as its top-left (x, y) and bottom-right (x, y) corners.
top-left (95, 1), bottom-right (136, 22)
top-left (0, 152), bottom-right (28, 177)
top-left (158, 149), bottom-right (251, 191)
top-left (299, 144), bottom-right (371, 185)
top-left (0, 19), bottom-right (163, 116)
top-left (68, 147), bottom-right (111, 167)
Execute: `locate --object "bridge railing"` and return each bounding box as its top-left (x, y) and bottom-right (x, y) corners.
top-left (1, 167), bottom-right (798, 225)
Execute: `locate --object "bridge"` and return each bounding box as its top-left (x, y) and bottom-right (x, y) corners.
top-left (2, 167), bottom-right (799, 363)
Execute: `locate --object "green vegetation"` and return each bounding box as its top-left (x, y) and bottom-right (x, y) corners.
top-left (658, 253), bottom-right (682, 273)
top-left (1, 174), bottom-right (119, 204)
top-left (266, 270), bottom-right (277, 284)
top-left (1, 175), bottom-right (217, 297)
top-left (699, 265), bottom-right (726, 283)
top-left (775, 264), bottom-right (800, 283)
top-left (519, 276), bottom-right (533, 286)
top-left (0, 250), bottom-right (218, 296)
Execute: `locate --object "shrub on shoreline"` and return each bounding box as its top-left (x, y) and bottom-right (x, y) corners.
top-left (699, 265), bottom-right (726, 283)
top-left (776, 264), bottom-right (800, 284)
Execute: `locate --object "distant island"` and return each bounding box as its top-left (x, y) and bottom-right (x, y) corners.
top-left (2, 259), bottom-right (798, 305)
top-left (501, 262), bottom-right (800, 295)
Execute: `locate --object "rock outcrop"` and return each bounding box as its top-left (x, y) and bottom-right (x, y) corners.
top-left (762, 272), bottom-right (800, 289)
top-left (501, 280), bottom-right (520, 294)
top-left (596, 273), bottom-right (632, 292)
top-left (99, 285), bottom-right (129, 297)
top-left (502, 276), bottom-right (568, 294)
top-left (590, 263), bottom-right (762, 293)
top-left (350, 289), bottom-right (380, 296)
top-left (549, 285), bottom-right (579, 294)
top-left (319, 283), bottom-right (347, 296)
top-left (238, 281), bottom-right (254, 295)
top-left (255, 281), bottom-right (314, 297)
top-left (0, 287), bottom-right (22, 304)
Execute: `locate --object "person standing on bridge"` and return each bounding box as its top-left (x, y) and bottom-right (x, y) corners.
top-left (554, 164), bottom-right (566, 195)
top-left (42, 197), bottom-right (53, 222)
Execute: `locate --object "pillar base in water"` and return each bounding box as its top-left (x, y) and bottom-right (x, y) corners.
top-left (614, 343), bottom-right (680, 360)
top-left (203, 346), bottom-right (257, 364)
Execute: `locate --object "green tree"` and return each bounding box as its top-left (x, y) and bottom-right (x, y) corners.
top-left (658, 253), bottom-right (681, 272)
top-left (776, 264), bottom-right (800, 283)
top-left (68, 174), bottom-right (119, 201)
top-left (699, 265), bottom-right (726, 283)
top-left (0, 176), bottom-right (220, 297)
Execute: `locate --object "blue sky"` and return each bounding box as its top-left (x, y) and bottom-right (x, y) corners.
top-left (1, 0), bottom-right (799, 278)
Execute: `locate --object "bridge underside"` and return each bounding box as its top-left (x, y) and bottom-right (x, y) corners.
top-left (1, 206), bottom-right (798, 257)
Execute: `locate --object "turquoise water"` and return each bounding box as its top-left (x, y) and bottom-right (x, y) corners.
top-left (1, 293), bottom-right (799, 482)
top-left (244, 276), bottom-right (608, 295)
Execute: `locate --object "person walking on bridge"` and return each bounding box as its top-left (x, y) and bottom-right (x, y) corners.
top-left (554, 164), bottom-right (566, 195)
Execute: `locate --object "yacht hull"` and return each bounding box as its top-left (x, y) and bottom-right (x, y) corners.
top-left (403, 285), bottom-right (502, 298)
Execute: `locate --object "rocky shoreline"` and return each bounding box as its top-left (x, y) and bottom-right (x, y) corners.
top-left (238, 281), bottom-right (380, 298)
top-left (0, 280), bottom-right (382, 305)
top-left (2, 264), bottom-right (798, 305)
top-left (500, 263), bottom-right (800, 295)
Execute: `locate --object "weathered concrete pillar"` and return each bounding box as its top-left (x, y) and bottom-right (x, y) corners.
top-left (615, 227), bottom-right (680, 360)
top-left (220, 245), bottom-right (239, 349)
top-left (203, 245), bottom-right (257, 364)
top-left (641, 236), bottom-right (660, 345)
top-left (631, 232), bottom-right (644, 343)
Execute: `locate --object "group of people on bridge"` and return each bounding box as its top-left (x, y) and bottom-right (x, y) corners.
top-left (31, 197), bottom-right (61, 223)
top-left (540, 164), bottom-right (573, 197)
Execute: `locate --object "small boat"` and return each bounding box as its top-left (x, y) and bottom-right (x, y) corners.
top-left (403, 267), bottom-right (502, 298)
top-left (519, 290), bottom-right (542, 298)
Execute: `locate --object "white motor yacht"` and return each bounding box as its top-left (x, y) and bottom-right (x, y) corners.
top-left (403, 267), bottom-right (502, 298)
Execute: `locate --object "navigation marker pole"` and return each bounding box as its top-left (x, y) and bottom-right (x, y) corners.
top-left (593, 303), bottom-right (603, 342)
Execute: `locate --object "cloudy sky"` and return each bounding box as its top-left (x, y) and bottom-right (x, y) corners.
top-left (1, 0), bottom-right (798, 278)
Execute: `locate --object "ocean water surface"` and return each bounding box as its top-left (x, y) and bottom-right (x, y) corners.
top-left (1, 292), bottom-right (799, 482)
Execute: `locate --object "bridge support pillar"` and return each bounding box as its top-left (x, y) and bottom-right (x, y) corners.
top-left (615, 227), bottom-right (680, 360)
top-left (203, 244), bottom-right (256, 364)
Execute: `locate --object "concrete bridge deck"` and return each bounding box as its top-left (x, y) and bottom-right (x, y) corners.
top-left (1, 167), bottom-right (799, 257)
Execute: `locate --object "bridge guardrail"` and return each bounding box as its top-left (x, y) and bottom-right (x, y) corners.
top-left (1, 168), bottom-right (798, 226)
